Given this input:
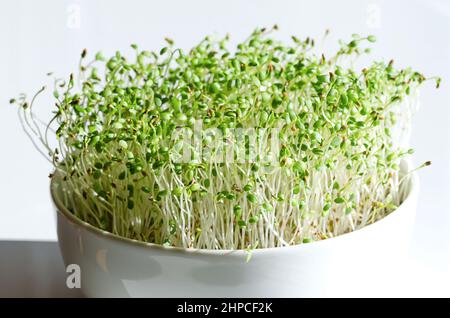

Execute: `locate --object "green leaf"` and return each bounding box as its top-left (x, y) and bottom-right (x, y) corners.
top-left (367, 35), bottom-right (377, 43)
top-left (247, 194), bottom-right (257, 203)
top-left (334, 197), bottom-right (345, 204)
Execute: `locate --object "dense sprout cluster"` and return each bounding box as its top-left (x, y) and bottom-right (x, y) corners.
top-left (12, 27), bottom-right (438, 249)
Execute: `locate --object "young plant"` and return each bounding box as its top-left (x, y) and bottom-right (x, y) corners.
top-left (10, 26), bottom-right (439, 250)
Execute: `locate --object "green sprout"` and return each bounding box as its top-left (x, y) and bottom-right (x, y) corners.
top-left (10, 26), bottom-right (439, 249)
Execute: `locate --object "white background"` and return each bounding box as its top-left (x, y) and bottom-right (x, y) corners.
top-left (0, 0), bottom-right (449, 296)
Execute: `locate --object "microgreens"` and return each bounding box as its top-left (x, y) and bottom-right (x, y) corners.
top-left (10, 26), bottom-right (439, 249)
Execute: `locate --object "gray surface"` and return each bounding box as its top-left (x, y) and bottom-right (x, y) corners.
top-left (0, 241), bottom-right (82, 297)
top-left (0, 239), bottom-right (449, 297)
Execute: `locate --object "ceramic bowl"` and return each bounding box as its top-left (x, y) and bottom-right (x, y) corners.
top-left (52, 162), bottom-right (418, 297)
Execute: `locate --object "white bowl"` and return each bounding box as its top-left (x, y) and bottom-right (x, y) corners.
top-left (52, 164), bottom-right (418, 297)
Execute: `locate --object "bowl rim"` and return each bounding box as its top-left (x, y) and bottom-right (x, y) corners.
top-left (50, 162), bottom-right (418, 256)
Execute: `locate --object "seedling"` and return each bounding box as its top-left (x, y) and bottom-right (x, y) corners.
top-left (10, 27), bottom-right (439, 249)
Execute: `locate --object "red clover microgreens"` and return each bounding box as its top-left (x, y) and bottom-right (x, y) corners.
top-left (10, 26), bottom-right (439, 249)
